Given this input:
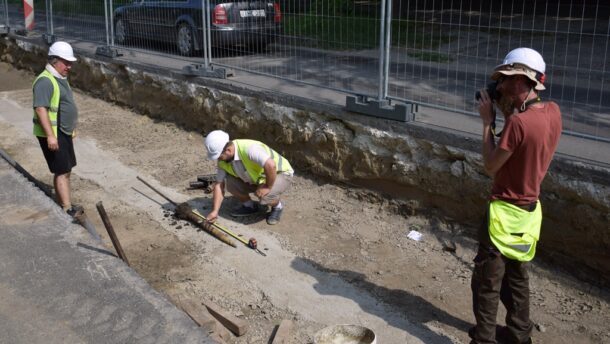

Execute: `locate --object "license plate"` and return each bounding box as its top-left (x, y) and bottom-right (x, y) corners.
top-left (240, 9), bottom-right (266, 18)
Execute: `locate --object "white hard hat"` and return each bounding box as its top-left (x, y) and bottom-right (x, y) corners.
top-left (204, 130), bottom-right (230, 160)
top-left (48, 41), bottom-right (77, 62)
top-left (491, 47), bottom-right (546, 90)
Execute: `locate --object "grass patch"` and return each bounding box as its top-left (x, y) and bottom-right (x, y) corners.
top-left (407, 51), bottom-right (453, 63)
top-left (284, 13), bottom-right (453, 55)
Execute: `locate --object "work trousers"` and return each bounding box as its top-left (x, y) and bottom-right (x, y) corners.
top-left (225, 173), bottom-right (292, 205)
top-left (471, 243), bottom-right (533, 344)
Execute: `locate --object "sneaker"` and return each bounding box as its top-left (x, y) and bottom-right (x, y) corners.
top-left (266, 207), bottom-right (283, 225)
top-left (230, 204), bottom-right (259, 217)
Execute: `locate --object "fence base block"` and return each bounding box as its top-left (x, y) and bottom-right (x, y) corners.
top-left (0, 26), bottom-right (9, 35)
top-left (42, 34), bottom-right (55, 44)
top-left (95, 46), bottom-right (123, 58)
top-left (346, 95), bottom-right (414, 122)
top-left (182, 64), bottom-right (233, 79)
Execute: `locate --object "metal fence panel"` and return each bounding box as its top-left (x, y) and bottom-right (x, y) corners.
top-left (211, 0), bottom-right (384, 98)
top-left (110, 0), bottom-right (206, 65)
top-left (388, 0), bottom-right (610, 141)
top-left (47, 0), bottom-right (107, 44)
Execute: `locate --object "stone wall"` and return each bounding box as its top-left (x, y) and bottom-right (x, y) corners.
top-left (2, 36), bottom-right (608, 285)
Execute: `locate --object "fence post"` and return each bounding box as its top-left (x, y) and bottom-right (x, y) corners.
top-left (23, 0), bottom-right (33, 32)
top-left (95, 0), bottom-right (121, 58)
top-left (382, 0), bottom-right (392, 100)
top-left (181, 0), bottom-right (231, 78)
top-left (345, 0), bottom-right (412, 122)
top-left (201, 0), bottom-right (209, 68)
top-left (109, 0), bottom-right (115, 47)
top-left (1, 0), bottom-right (9, 34)
top-left (377, 0), bottom-right (386, 101)
top-left (103, 0), bottom-right (109, 46)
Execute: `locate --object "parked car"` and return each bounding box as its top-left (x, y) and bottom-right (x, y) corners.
top-left (113, 0), bottom-right (282, 56)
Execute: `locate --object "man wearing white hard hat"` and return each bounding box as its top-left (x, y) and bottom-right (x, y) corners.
top-left (32, 41), bottom-right (81, 216)
top-left (470, 47), bottom-right (562, 344)
top-left (204, 130), bottom-right (294, 225)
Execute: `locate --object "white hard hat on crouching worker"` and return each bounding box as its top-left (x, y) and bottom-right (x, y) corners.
top-left (205, 130), bottom-right (230, 160)
top-left (48, 41), bottom-right (77, 62)
top-left (491, 47), bottom-right (546, 90)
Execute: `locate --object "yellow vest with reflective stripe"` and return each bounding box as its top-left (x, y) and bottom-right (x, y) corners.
top-left (219, 139), bottom-right (292, 185)
top-left (488, 200), bottom-right (542, 262)
top-left (32, 69), bottom-right (60, 137)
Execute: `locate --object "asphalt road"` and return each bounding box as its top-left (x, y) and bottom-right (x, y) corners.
top-left (0, 157), bottom-right (217, 343)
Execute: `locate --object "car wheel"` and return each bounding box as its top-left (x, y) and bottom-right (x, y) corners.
top-left (114, 18), bottom-right (128, 45)
top-left (177, 23), bottom-right (194, 56)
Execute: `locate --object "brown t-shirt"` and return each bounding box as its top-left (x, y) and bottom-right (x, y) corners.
top-left (491, 102), bottom-right (562, 205)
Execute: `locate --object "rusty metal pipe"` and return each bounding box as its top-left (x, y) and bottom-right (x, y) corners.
top-left (96, 201), bottom-right (130, 266)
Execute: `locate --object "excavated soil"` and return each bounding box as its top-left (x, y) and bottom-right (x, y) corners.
top-left (0, 62), bottom-right (609, 343)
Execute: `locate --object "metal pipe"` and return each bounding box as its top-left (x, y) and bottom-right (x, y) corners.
top-left (377, 0), bottom-right (387, 101)
top-left (136, 175), bottom-right (177, 205)
top-left (96, 201), bottom-right (130, 265)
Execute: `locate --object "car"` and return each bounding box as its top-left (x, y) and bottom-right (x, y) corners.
top-left (113, 0), bottom-right (282, 56)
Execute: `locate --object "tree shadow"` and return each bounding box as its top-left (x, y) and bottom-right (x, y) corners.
top-left (291, 257), bottom-right (473, 343)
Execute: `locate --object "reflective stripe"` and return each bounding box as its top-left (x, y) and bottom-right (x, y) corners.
top-left (509, 244), bottom-right (532, 253)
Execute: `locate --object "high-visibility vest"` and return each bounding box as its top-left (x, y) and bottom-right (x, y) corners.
top-left (488, 200), bottom-right (542, 262)
top-left (219, 139), bottom-right (293, 185)
top-left (32, 69), bottom-right (61, 137)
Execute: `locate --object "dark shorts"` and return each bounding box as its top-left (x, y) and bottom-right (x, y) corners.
top-left (37, 131), bottom-right (76, 175)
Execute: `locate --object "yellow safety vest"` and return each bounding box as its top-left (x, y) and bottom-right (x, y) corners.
top-left (32, 69), bottom-right (61, 137)
top-left (488, 200), bottom-right (542, 262)
top-left (219, 139), bottom-right (292, 185)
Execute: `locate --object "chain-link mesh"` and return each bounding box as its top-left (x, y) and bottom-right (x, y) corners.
top-left (3, 0), bottom-right (609, 143)
top-left (110, 0), bottom-right (205, 64)
top-left (389, 0), bottom-right (610, 141)
top-left (211, 0), bottom-right (384, 97)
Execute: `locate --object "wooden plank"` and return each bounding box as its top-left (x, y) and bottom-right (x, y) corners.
top-left (271, 320), bottom-right (294, 344)
top-left (203, 299), bottom-right (248, 336)
top-left (175, 298), bottom-right (216, 330)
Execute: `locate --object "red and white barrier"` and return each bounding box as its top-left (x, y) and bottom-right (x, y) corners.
top-left (23, 0), bottom-right (34, 31)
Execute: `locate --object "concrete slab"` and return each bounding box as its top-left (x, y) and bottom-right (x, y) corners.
top-left (0, 158), bottom-right (217, 343)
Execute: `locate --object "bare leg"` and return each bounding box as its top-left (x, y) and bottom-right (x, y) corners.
top-left (54, 172), bottom-right (71, 210)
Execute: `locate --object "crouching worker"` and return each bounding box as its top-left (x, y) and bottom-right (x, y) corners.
top-left (204, 130), bottom-right (294, 225)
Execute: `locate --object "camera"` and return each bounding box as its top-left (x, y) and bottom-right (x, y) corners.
top-left (475, 81), bottom-right (500, 101)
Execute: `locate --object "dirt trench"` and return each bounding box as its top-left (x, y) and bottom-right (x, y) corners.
top-left (1, 62), bottom-right (609, 343)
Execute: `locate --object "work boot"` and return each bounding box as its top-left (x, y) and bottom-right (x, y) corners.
top-left (469, 326), bottom-right (532, 344)
top-left (66, 204), bottom-right (84, 217)
top-left (230, 204), bottom-right (259, 217)
top-left (266, 207), bottom-right (283, 225)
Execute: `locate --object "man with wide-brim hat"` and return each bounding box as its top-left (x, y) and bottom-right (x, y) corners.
top-left (470, 47), bottom-right (562, 344)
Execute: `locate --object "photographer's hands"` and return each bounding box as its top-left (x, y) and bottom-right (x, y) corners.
top-left (477, 89), bottom-right (496, 127)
